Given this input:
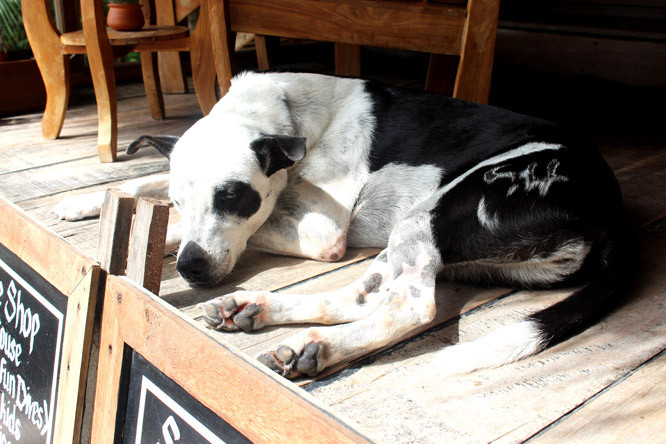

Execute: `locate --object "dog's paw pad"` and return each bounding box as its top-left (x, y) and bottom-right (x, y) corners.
top-left (256, 342), bottom-right (321, 379)
top-left (296, 342), bottom-right (320, 377)
top-left (202, 297), bottom-right (263, 332)
top-left (257, 349), bottom-right (290, 374)
top-left (257, 345), bottom-right (298, 378)
top-left (232, 303), bottom-right (262, 332)
top-left (202, 299), bottom-right (237, 331)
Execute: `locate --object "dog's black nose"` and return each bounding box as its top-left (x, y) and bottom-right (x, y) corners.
top-left (177, 241), bottom-right (208, 282)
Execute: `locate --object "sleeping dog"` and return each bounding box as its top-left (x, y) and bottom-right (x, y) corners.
top-left (53, 72), bottom-right (626, 378)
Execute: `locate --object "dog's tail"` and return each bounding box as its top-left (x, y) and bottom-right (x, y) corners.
top-left (434, 224), bottom-right (632, 375)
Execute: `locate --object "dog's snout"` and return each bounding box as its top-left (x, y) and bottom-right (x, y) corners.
top-left (177, 241), bottom-right (209, 282)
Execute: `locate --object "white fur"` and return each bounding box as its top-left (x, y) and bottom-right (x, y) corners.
top-left (476, 196), bottom-right (500, 232)
top-left (430, 320), bottom-right (547, 375)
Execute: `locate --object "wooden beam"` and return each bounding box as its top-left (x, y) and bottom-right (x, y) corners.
top-left (126, 197), bottom-right (170, 295)
top-left (227, 0), bottom-right (466, 55)
top-left (97, 190), bottom-right (135, 276)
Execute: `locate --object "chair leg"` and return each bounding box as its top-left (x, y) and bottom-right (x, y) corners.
top-left (21, 0), bottom-right (70, 139)
top-left (191, 0), bottom-right (220, 114)
top-left (208, 0), bottom-right (235, 98)
top-left (453, 0), bottom-right (500, 104)
top-left (81, 0), bottom-right (118, 162)
top-left (41, 56), bottom-right (70, 140)
top-left (141, 52), bottom-right (166, 120)
top-left (334, 43), bottom-right (361, 77)
top-left (155, 0), bottom-right (188, 93)
top-left (425, 53), bottom-right (458, 96)
top-left (254, 35), bottom-right (270, 71)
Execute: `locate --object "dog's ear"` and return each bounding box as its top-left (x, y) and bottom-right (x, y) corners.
top-left (250, 135), bottom-right (306, 177)
top-left (126, 135), bottom-right (180, 159)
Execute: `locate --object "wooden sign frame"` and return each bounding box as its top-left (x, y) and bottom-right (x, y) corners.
top-left (92, 274), bottom-right (373, 443)
top-left (0, 195), bottom-right (100, 443)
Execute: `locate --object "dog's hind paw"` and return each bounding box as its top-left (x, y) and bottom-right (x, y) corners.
top-left (202, 294), bottom-right (265, 332)
top-left (256, 342), bottom-right (322, 379)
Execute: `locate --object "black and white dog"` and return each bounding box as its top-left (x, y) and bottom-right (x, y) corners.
top-left (54, 72), bottom-right (626, 379)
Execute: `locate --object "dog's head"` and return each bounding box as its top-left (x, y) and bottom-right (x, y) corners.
top-left (129, 118), bottom-right (305, 286)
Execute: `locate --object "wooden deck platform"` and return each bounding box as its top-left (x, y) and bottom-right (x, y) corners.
top-left (1, 74), bottom-right (665, 443)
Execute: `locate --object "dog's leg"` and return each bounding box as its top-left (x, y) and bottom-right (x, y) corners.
top-left (51, 173), bottom-right (170, 221)
top-left (207, 209), bottom-right (443, 378)
top-left (202, 250), bottom-right (393, 331)
top-left (249, 178), bottom-right (351, 261)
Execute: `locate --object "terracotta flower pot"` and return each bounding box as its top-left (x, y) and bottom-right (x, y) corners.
top-left (106, 3), bottom-right (145, 31)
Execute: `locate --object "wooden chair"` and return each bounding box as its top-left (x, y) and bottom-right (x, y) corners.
top-left (208, 0), bottom-right (500, 104)
top-left (22, 0), bottom-right (217, 162)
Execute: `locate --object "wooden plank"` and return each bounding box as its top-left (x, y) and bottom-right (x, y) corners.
top-left (0, 150), bottom-right (169, 203)
top-left (614, 151), bottom-right (666, 228)
top-left (97, 190), bottom-right (135, 274)
top-left (90, 281), bottom-right (128, 443)
top-left (60, 25), bottom-right (189, 47)
top-left (0, 90), bottom-right (199, 175)
top-left (533, 351), bottom-right (666, 443)
top-left (53, 266), bottom-right (100, 444)
top-left (126, 197), bottom-right (170, 294)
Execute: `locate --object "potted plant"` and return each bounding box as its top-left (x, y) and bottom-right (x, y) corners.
top-left (106, 0), bottom-right (145, 31)
top-left (0, 0), bottom-right (46, 115)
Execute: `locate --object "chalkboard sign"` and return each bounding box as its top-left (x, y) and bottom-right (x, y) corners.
top-left (0, 242), bottom-right (68, 444)
top-left (124, 351), bottom-right (251, 444)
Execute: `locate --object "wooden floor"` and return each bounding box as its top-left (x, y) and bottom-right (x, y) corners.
top-left (1, 66), bottom-right (665, 443)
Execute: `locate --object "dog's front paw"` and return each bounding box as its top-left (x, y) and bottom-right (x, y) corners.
top-left (50, 191), bottom-right (106, 221)
top-left (202, 293), bottom-right (266, 332)
top-left (257, 342), bottom-right (322, 379)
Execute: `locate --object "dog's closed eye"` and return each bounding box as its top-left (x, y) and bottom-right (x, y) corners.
top-left (213, 181), bottom-right (261, 219)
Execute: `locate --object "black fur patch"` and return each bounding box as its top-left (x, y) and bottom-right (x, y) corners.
top-left (213, 181), bottom-right (261, 219)
top-left (363, 80), bottom-right (570, 175)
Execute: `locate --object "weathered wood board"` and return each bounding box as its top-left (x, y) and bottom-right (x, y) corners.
top-left (534, 350), bottom-right (666, 443)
